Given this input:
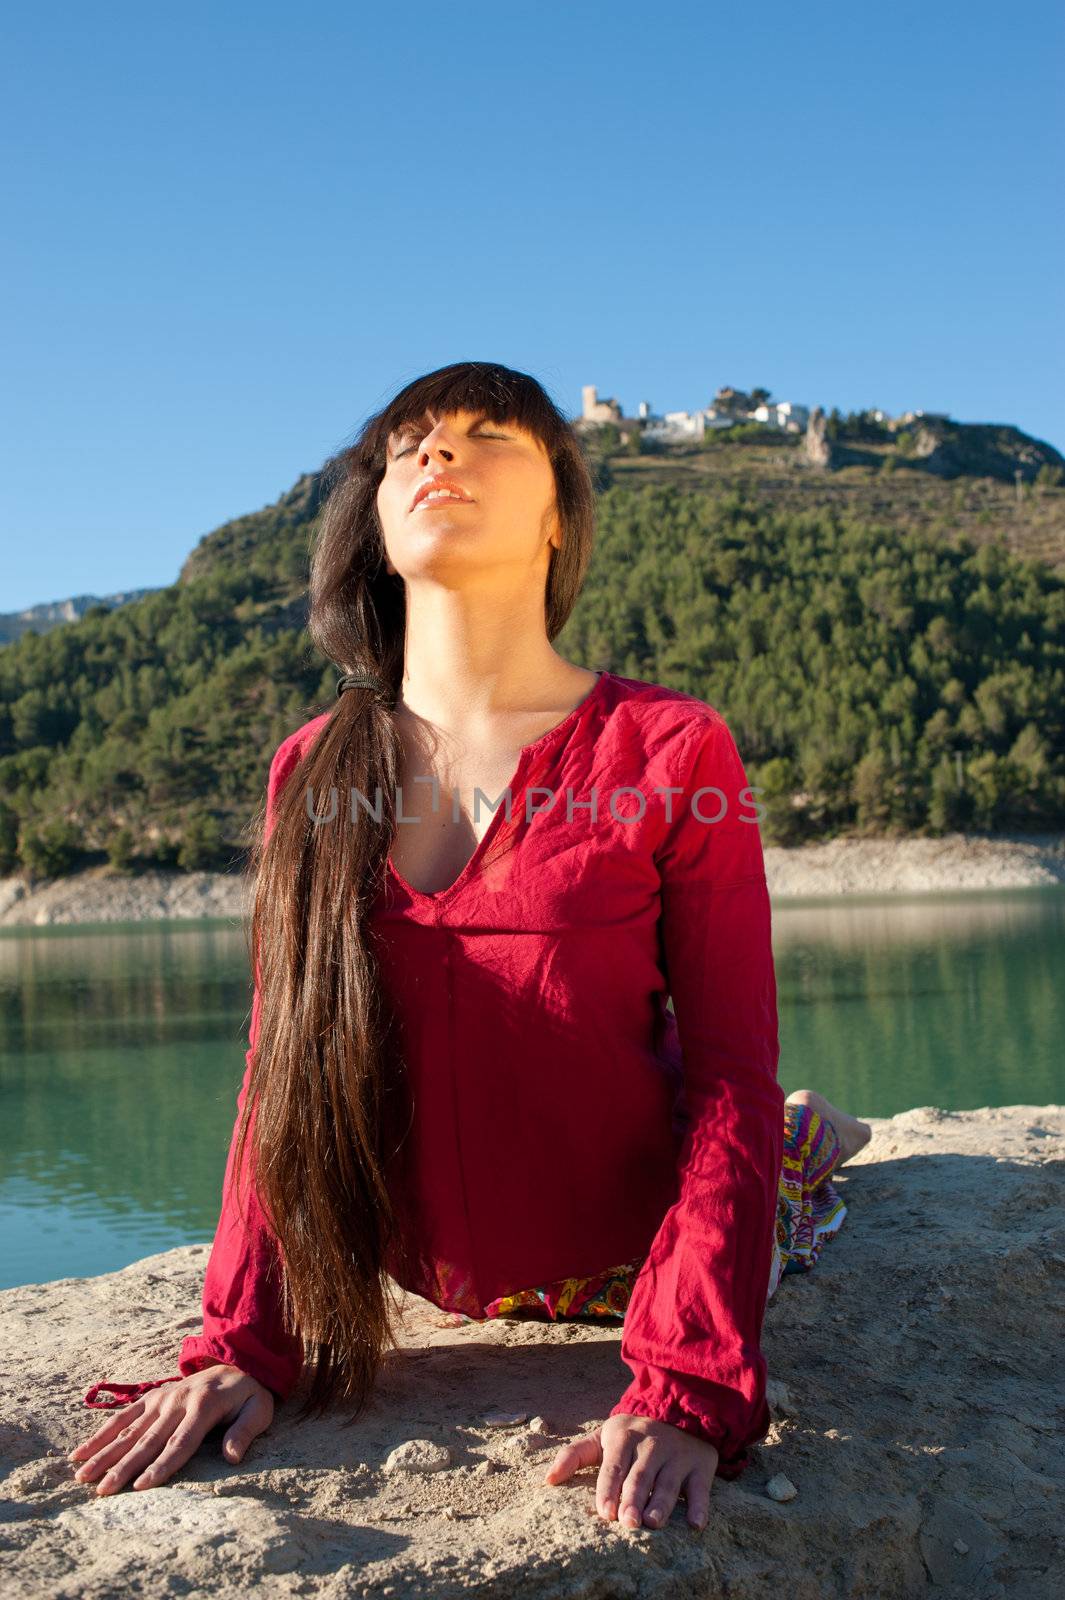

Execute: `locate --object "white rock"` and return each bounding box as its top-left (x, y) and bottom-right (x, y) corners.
top-left (481, 1410), bottom-right (528, 1427)
top-left (954, 1538), bottom-right (970, 1554)
top-left (765, 1473), bottom-right (798, 1503)
top-left (527, 1415), bottom-right (551, 1434)
top-left (58, 1488), bottom-right (244, 1537)
top-left (492, 1431), bottom-right (554, 1464)
top-left (382, 1439), bottom-right (451, 1476)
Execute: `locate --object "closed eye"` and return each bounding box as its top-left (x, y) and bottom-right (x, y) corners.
top-left (393, 427), bottom-right (508, 459)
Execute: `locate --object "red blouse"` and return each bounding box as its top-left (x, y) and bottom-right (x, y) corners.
top-left (84, 670), bottom-right (783, 1480)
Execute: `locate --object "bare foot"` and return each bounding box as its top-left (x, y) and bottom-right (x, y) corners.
top-left (785, 1088), bottom-right (872, 1167)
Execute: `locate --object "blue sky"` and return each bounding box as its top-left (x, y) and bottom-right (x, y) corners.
top-left (3, 1), bottom-right (1062, 612)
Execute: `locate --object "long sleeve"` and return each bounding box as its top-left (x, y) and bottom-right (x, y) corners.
top-left (174, 980), bottom-right (305, 1401)
top-left (607, 713), bottom-right (784, 1480)
top-left (82, 731), bottom-right (308, 1410)
top-left (176, 732), bottom-right (307, 1400)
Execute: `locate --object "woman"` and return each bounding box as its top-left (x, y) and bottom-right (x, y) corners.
top-left (70, 361), bottom-right (871, 1532)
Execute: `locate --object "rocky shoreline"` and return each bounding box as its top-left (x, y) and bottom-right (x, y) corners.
top-left (1, 830), bottom-right (1063, 927)
top-left (3, 1104), bottom-right (1062, 1598)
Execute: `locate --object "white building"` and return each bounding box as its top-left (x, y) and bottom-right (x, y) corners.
top-left (751, 400), bottom-right (810, 432)
top-left (581, 383), bottom-right (813, 440)
top-left (581, 385), bottom-right (624, 423)
top-left (644, 401), bottom-right (809, 441)
top-left (642, 408), bottom-right (717, 441)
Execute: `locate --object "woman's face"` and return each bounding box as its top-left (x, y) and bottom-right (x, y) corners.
top-left (375, 407), bottom-right (560, 582)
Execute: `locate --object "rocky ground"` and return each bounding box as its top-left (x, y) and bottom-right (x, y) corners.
top-left (1, 832), bottom-right (1064, 927)
top-left (2, 1105), bottom-right (1062, 1599)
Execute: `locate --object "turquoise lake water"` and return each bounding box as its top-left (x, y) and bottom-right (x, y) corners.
top-left (1, 887), bottom-right (1062, 1292)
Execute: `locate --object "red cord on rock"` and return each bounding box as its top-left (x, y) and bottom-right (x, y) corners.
top-left (83, 1377), bottom-right (184, 1409)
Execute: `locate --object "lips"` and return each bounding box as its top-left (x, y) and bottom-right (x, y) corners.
top-left (410, 476), bottom-right (475, 512)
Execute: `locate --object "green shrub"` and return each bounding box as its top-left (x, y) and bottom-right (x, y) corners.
top-left (19, 818), bottom-right (84, 878)
top-left (176, 812), bottom-right (226, 870)
top-left (106, 825), bottom-right (137, 872)
top-left (0, 803), bottom-right (19, 875)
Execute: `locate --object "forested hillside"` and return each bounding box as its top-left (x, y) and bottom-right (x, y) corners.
top-left (567, 483), bottom-right (1063, 842)
top-left (1, 447), bottom-right (1063, 879)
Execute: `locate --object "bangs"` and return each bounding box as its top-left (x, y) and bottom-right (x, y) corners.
top-left (375, 362), bottom-right (559, 463)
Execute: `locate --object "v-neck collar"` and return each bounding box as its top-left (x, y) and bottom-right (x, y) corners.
top-left (386, 669), bottom-right (610, 903)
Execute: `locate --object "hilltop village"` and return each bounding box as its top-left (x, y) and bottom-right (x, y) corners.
top-left (578, 382), bottom-right (944, 444)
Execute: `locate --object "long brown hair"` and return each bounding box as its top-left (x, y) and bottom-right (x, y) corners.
top-left (231, 361), bottom-right (598, 1422)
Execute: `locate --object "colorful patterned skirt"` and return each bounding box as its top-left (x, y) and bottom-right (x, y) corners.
top-left (458, 1100), bottom-right (848, 1322)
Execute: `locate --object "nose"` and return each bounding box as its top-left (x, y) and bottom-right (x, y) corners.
top-left (415, 415), bottom-right (468, 465)
top-left (419, 430), bottom-right (454, 464)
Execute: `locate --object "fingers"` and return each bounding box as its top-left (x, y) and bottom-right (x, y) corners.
top-left (596, 1431), bottom-right (638, 1522)
top-left (221, 1389), bottom-right (274, 1466)
top-left (71, 1406), bottom-right (157, 1489)
top-left (69, 1370), bottom-right (273, 1496)
top-left (541, 1418), bottom-right (716, 1534)
top-left (542, 1432), bottom-right (602, 1485)
top-left (129, 1411), bottom-right (216, 1491)
top-left (613, 1435), bottom-right (662, 1528)
top-left (75, 1409), bottom-right (189, 1496)
top-left (683, 1468), bottom-right (713, 1530)
top-left (638, 1462), bottom-right (688, 1529)
top-left (68, 1401), bottom-right (146, 1465)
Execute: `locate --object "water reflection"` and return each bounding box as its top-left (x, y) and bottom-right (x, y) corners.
top-left (1, 889), bottom-right (1062, 1290)
top-left (772, 886), bottom-right (1063, 947)
top-left (0, 920), bottom-right (257, 1291)
top-left (772, 888), bottom-right (1064, 1122)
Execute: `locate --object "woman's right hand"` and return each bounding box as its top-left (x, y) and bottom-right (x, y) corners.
top-left (67, 1363), bottom-right (275, 1495)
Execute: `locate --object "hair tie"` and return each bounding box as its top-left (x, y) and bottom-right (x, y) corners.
top-left (336, 671), bottom-right (395, 709)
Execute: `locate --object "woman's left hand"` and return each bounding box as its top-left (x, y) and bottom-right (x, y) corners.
top-left (542, 1413), bottom-right (718, 1530)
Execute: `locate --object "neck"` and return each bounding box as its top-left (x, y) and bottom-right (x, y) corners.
top-left (396, 588), bottom-right (574, 728)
